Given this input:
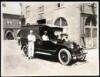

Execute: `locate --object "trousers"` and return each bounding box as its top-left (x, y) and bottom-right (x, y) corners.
top-left (28, 42), bottom-right (34, 57)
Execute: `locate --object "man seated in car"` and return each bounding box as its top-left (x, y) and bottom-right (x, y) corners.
top-left (61, 34), bottom-right (69, 42)
top-left (42, 31), bottom-right (49, 41)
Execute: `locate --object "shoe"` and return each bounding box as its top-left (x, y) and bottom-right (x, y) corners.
top-left (32, 56), bottom-right (35, 59)
top-left (31, 56), bottom-right (33, 59)
top-left (28, 57), bottom-right (30, 59)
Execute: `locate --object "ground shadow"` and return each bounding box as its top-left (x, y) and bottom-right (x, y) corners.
top-left (25, 52), bottom-right (87, 65)
top-left (68, 59), bottom-right (87, 66)
top-left (77, 59), bottom-right (87, 62)
top-left (34, 53), bottom-right (87, 65)
top-left (68, 60), bottom-right (78, 66)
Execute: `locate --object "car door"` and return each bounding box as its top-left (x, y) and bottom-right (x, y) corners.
top-left (38, 26), bottom-right (57, 52)
top-left (42, 40), bottom-right (57, 52)
top-left (35, 38), bottom-right (43, 50)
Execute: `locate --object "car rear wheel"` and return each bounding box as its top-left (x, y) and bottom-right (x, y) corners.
top-left (23, 45), bottom-right (28, 56)
top-left (58, 48), bottom-right (71, 65)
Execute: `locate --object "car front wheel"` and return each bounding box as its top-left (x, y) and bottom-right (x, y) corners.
top-left (58, 48), bottom-right (71, 65)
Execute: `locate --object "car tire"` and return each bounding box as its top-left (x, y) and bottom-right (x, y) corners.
top-left (23, 45), bottom-right (28, 56)
top-left (58, 48), bottom-right (71, 65)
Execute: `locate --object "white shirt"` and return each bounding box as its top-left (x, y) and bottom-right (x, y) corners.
top-left (42, 35), bottom-right (49, 41)
top-left (28, 34), bottom-right (36, 42)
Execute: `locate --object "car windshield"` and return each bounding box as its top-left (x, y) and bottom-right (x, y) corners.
top-left (39, 26), bottom-right (63, 40)
top-left (50, 27), bottom-right (63, 40)
top-left (54, 31), bottom-right (62, 40)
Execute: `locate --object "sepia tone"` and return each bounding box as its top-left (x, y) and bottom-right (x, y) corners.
top-left (1, 2), bottom-right (99, 76)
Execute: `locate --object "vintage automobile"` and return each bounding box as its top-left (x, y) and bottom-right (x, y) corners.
top-left (19, 24), bottom-right (87, 65)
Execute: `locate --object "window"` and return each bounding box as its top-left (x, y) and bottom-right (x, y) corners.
top-left (85, 16), bottom-right (91, 26)
top-left (92, 28), bottom-right (97, 38)
top-left (6, 19), bottom-right (12, 25)
top-left (62, 18), bottom-right (67, 26)
top-left (2, 3), bottom-right (6, 7)
top-left (18, 21), bottom-right (21, 25)
top-left (9, 21), bottom-right (12, 25)
top-left (85, 15), bottom-right (97, 26)
top-left (84, 14), bottom-right (97, 38)
top-left (9, 20), bottom-right (12, 25)
top-left (57, 3), bottom-right (64, 8)
top-left (54, 18), bottom-right (60, 26)
top-left (85, 28), bottom-right (91, 37)
top-left (58, 3), bottom-right (60, 7)
top-left (38, 13), bottom-right (44, 19)
top-left (6, 19), bottom-right (9, 25)
top-left (54, 17), bottom-right (68, 26)
top-left (39, 5), bottom-right (44, 12)
top-left (26, 6), bottom-right (30, 18)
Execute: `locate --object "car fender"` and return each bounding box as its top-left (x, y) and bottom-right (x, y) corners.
top-left (56, 45), bottom-right (72, 55)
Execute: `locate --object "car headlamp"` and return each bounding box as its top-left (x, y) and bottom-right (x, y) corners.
top-left (79, 45), bottom-right (82, 48)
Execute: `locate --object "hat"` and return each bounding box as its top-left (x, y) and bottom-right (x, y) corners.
top-left (44, 31), bottom-right (47, 33)
top-left (61, 33), bottom-right (68, 37)
top-left (30, 30), bottom-right (33, 33)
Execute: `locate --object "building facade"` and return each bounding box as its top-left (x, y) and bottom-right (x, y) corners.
top-left (22, 2), bottom-right (98, 49)
top-left (3, 13), bottom-right (21, 40)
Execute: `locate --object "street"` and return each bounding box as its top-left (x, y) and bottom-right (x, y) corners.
top-left (1, 40), bottom-right (99, 76)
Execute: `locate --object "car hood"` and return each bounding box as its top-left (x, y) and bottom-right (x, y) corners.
top-left (56, 40), bottom-right (73, 48)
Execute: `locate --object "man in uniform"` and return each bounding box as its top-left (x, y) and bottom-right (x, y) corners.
top-left (27, 30), bottom-right (36, 59)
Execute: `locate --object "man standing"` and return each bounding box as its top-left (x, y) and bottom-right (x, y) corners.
top-left (27, 30), bottom-right (36, 59)
top-left (81, 34), bottom-right (86, 48)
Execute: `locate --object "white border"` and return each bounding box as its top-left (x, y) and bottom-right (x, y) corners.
top-left (1, 1), bottom-right (99, 76)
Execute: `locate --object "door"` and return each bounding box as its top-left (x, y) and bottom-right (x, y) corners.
top-left (35, 39), bottom-right (43, 50)
top-left (85, 21), bottom-right (97, 48)
top-left (42, 41), bottom-right (56, 51)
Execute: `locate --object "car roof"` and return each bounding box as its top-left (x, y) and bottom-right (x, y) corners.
top-left (21, 24), bottom-right (63, 29)
top-left (21, 24), bottom-right (63, 32)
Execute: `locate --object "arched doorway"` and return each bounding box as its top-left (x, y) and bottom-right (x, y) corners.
top-left (54, 17), bottom-right (68, 33)
top-left (5, 30), bottom-right (14, 40)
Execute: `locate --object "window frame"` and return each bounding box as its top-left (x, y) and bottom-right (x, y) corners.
top-left (54, 17), bottom-right (68, 27)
